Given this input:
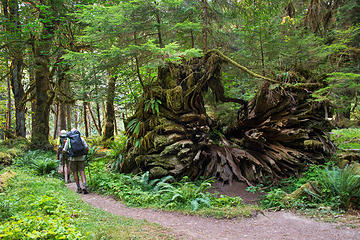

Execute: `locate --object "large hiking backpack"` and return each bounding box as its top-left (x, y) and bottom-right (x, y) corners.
top-left (67, 130), bottom-right (87, 157)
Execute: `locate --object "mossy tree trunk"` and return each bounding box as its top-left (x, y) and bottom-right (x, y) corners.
top-left (122, 52), bottom-right (335, 185)
top-left (30, 6), bottom-right (58, 149)
top-left (2, 0), bottom-right (26, 138)
top-left (102, 74), bottom-right (116, 141)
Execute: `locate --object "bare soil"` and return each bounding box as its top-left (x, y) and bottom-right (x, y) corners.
top-left (67, 183), bottom-right (360, 240)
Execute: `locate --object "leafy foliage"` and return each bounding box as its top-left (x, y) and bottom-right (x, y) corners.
top-left (315, 165), bottom-right (360, 210)
top-left (0, 172), bottom-right (84, 239)
top-left (257, 162), bottom-right (360, 211)
top-left (0, 167), bottom-right (172, 240)
top-left (330, 128), bottom-right (360, 149)
top-left (13, 150), bottom-right (59, 176)
top-left (89, 163), bottom-right (245, 213)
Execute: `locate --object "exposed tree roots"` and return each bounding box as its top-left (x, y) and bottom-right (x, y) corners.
top-left (121, 51), bottom-right (335, 185)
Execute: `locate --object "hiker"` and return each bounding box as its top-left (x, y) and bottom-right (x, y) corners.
top-left (63, 129), bottom-right (89, 194)
top-left (57, 130), bottom-right (70, 183)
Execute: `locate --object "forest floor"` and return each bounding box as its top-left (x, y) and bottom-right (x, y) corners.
top-left (67, 183), bottom-right (360, 240)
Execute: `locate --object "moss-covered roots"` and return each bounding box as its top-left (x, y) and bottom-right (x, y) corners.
top-left (122, 51), bottom-right (334, 185)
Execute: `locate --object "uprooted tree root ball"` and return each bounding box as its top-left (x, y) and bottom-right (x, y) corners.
top-left (121, 50), bottom-right (335, 185)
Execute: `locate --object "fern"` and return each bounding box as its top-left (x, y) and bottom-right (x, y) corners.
top-left (319, 165), bottom-right (360, 210)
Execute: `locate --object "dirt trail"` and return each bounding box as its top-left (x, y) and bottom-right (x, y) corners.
top-left (67, 183), bottom-right (360, 240)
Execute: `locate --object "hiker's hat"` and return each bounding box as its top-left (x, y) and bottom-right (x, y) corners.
top-left (60, 130), bottom-right (67, 136)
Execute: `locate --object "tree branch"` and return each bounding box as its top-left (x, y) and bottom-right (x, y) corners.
top-left (207, 49), bottom-right (278, 83)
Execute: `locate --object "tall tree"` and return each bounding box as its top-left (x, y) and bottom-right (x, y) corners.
top-left (102, 73), bottom-right (116, 141)
top-left (1, 0), bottom-right (26, 137)
top-left (31, 0), bottom-right (65, 148)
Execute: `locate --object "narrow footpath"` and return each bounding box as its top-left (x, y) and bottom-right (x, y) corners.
top-left (67, 183), bottom-right (360, 240)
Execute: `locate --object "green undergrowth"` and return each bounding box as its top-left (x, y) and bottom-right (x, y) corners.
top-left (254, 162), bottom-right (360, 213)
top-left (330, 128), bottom-right (360, 150)
top-left (0, 138), bottom-right (29, 170)
top-left (88, 160), bottom-right (259, 219)
top-left (0, 168), bottom-right (175, 240)
top-left (12, 150), bottom-right (60, 177)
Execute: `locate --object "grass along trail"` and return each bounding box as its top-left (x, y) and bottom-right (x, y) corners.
top-left (67, 183), bottom-right (360, 240)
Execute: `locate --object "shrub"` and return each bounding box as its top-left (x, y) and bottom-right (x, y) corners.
top-left (0, 195), bottom-right (84, 239)
top-left (330, 128), bottom-right (360, 149)
top-left (317, 165), bottom-right (360, 210)
top-left (89, 170), bottom-right (245, 212)
top-left (13, 150), bottom-right (59, 176)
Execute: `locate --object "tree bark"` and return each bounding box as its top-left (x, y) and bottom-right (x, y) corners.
top-left (74, 105), bottom-right (78, 130)
top-left (31, 4), bottom-right (59, 149)
top-left (154, 1), bottom-right (164, 48)
top-left (88, 103), bottom-right (101, 135)
top-left (96, 102), bottom-right (102, 134)
top-left (102, 74), bottom-right (116, 141)
top-left (60, 103), bottom-right (66, 131)
top-left (53, 103), bottom-right (59, 139)
top-left (133, 31), bottom-right (145, 89)
top-left (66, 104), bottom-right (71, 131)
top-left (122, 52), bottom-right (335, 184)
top-left (1, 0), bottom-right (26, 138)
top-left (190, 29), bottom-right (195, 48)
top-left (201, 0), bottom-right (208, 53)
top-left (5, 74), bottom-right (12, 139)
top-left (83, 101), bottom-right (89, 138)
top-left (114, 114), bottom-right (118, 135)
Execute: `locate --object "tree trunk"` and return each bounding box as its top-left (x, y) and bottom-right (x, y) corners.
top-left (83, 101), bottom-right (89, 138)
top-left (60, 103), bottom-right (66, 131)
top-left (53, 104), bottom-right (59, 139)
top-left (154, 1), bottom-right (164, 48)
top-left (11, 58), bottom-right (26, 137)
top-left (74, 105), bottom-right (78, 130)
top-left (87, 108), bottom-right (91, 137)
top-left (201, 0), bottom-right (208, 53)
top-left (190, 29), bottom-right (195, 48)
top-left (30, 5), bottom-right (58, 149)
top-left (5, 75), bottom-right (12, 139)
top-left (102, 74), bottom-right (116, 141)
top-left (66, 104), bottom-right (71, 131)
top-left (122, 53), bottom-right (335, 184)
top-left (30, 72), bottom-right (36, 138)
top-left (96, 102), bottom-right (102, 134)
top-left (2, 0), bottom-right (26, 138)
top-left (88, 103), bottom-right (101, 135)
top-left (114, 114), bottom-right (118, 135)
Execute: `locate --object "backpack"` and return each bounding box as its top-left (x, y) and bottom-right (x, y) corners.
top-left (67, 130), bottom-right (87, 157)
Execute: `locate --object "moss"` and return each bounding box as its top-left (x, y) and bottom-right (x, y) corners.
top-left (135, 154), bottom-right (181, 170)
top-left (338, 159), bottom-right (349, 169)
top-left (166, 86), bottom-right (184, 112)
top-left (149, 166), bottom-right (169, 178)
top-left (282, 181), bottom-right (319, 205)
top-left (304, 140), bottom-right (323, 150)
top-left (352, 162), bottom-right (360, 174)
top-left (7, 148), bottom-right (23, 157)
top-left (0, 152), bottom-right (12, 165)
top-left (155, 118), bottom-right (186, 134)
top-left (0, 170), bottom-right (16, 192)
top-left (160, 140), bottom-right (193, 156)
top-left (153, 135), bottom-right (170, 151)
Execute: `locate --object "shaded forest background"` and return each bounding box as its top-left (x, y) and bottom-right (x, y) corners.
top-left (0, 0), bottom-right (359, 162)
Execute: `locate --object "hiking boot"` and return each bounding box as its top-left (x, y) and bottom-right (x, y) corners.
top-left (76, 188), bottom-right (82, 193)
top-left (82, 188), bottom-right (89, 194)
